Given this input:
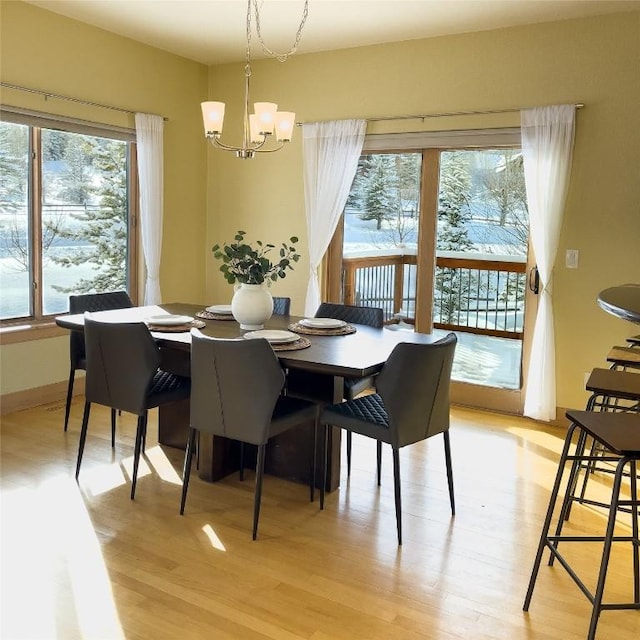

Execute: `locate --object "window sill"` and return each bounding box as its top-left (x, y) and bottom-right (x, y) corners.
top-left (0, 320), bottom-right (67, 345)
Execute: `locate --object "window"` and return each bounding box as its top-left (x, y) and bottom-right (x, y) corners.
top-left (0, 111), bottom-right (137, 322)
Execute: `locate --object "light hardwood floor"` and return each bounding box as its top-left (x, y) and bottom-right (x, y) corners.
top-left (1, 399), bottom-right (638, 640)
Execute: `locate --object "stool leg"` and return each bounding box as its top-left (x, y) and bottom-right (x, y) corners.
top-left (558, 427), bottom-right (589, 528)
top-left (523, 422), bottom-right (579, 611)
top-left (631, 460), bottom-right (639, 603)
top-left (587, 455), bottom-right (630, 640)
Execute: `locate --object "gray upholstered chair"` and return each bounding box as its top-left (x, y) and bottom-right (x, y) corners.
top-left (65, 291), bottom-right (133, 439)
top-left (319, 332), bottom-right (457, 545)
top-left (180, 329), bottom-right (319, 540)
top-left (75, 316), bottom-right (191, 499)
top-left (289, 302), bottom-right (385, 477)
top-left (272, 296), bottom-right (291, 315)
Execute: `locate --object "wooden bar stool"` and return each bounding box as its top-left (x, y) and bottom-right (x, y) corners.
top-left (523, 410), bottom-right (640, 640)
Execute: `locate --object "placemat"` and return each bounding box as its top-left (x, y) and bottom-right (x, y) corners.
top-left (271, 336), bottom-right (311, 351)
top-left (287, 322), bottom-right (357, 336)
top-left (147, 319), bottom-right (206, 332)
top-left (196, 310), bottom-right (235, 321)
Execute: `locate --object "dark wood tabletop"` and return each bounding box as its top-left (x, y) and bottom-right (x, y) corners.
top-left (597, 284), bottom-right (640, 324)
top-left (56, 301), bottom-right (440, 380)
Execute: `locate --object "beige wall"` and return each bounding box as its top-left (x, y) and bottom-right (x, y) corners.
top-left (0, 1), bottom-right (208, 397)
top-left (205, 11), bottom-right (640, 411)
top-left (2, 2), bottom-right (639, 413)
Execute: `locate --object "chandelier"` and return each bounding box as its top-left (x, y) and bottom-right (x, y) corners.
top-left (201, 0), bottom-right (309, 159)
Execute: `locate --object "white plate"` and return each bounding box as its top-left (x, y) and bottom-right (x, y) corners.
top-left (206, 304), bottom-right (233, 315)
top-left (300, 317), bottom-right (346, 329)
top-left (243, 329), bottom-right (299, 344)
top-left (145, 314), bottom-right (193, 326)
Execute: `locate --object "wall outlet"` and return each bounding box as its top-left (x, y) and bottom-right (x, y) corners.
top-left (566, 249), bottom-right (579, 269)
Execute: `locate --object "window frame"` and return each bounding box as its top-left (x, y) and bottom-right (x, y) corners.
top-left (0, 107), bottom-right (139, 334)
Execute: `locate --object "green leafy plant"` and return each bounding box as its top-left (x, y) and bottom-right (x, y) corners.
top-left (212, 230), bottom-right (301, 285)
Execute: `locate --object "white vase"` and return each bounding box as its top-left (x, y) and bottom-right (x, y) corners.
top-left (231, 283), bottom-right (273, 330)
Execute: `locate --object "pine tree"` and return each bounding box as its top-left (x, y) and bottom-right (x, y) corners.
top-left (51, 137), bottom-right (128, 293)
top-left (360, 155), bottom-right (393, 230)
top-left (0, 122), bottom-right (30, 270)
top-left (435, 152), bottom-right (475, 324)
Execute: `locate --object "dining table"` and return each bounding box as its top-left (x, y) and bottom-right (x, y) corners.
top-left (56, 302), bottom-right (441, 491)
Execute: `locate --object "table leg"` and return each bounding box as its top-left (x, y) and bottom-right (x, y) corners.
top-left (158, 400), bottom-right (240, 482)
top-left (158, 371), bottom-right (344, 490)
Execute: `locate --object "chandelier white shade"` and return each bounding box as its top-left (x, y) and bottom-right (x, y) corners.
top-left (200, 0), bottom-right (307, 159)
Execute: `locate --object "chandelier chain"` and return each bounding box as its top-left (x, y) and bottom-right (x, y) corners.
top-left (252, 0), bottom-right (309, 63)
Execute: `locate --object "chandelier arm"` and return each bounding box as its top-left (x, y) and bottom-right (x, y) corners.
top-left (253, 142), bottom-right (286, 154)
top-left (209, 136), bottom-right (266, 153)
top-left (252, 0), bottom-right (309, 63)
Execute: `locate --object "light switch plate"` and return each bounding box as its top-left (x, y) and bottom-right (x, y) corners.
top-left (566, 249), bottom-right (579, 269)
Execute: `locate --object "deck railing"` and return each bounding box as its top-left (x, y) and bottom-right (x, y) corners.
top-left (342, 253), bottom-right (527, 340)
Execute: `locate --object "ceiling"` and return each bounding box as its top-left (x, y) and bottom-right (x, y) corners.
top-left (24, 0), bottom-right (640, 66)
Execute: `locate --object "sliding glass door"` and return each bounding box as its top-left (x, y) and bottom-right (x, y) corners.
top-left (327, 135), bottom-right (536, 413)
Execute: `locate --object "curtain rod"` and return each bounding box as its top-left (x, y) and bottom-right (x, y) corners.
top-left (298, 103), bottom-right (584, 125)
top-left (0, 81), bottom-right (168, 121)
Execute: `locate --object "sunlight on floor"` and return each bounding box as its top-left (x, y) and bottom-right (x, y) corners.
top-left (505, 425), bottom-right (564, 450)
top-left (82, 463), bottom-right (127, 497)
top-left (202, 524), bottom-right (227, 551)
top-left (80, 444), bottom-right (182, 496)
top-left (1, 475), bottom-right (124, 639)
top-left (143, 445), bottom-right (183, 485)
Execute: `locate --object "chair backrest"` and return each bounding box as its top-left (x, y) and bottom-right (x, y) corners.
top-left (376, 333), bottom-right (457, 448)
top-left (190, 330), bottom-right (285, 445)
top-left (315, 302), bottom-right (384, 328)
top-left (84, 315), bottom-right (160, 415)
top-left (272, 296), bottom-right (291, 315)
top-left (69, 291), bottom-right (133, 369)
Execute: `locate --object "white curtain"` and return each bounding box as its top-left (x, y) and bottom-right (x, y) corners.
top-left (522, 104), bottom-right (576, 421)
top-left (135, 113), bottom-right (164, 304)
top-left (302, 119), bottom-right (366, 315)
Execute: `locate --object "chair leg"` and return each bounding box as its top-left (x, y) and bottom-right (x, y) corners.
top-left (311, 418), bottom-right (317, 502)
top-left (180, 428), bottom-right (198, 515)
top-left (110, 409), bottom-right (117, 448)
top-left (64, 369), bottom-right (75, 432)
top-left (75, 401), bottom-right (91, 479)
top-left (392, 447), bottom-right (402, 545)
top-left (443, 431), bottom-right (455, 516)
top-left (376, 441), bottom-right (382, 486)
top-left (253, 444), bottom-right (266, 540)
top-left (130, 413), bottom-right (147, 500)
top-left (346, 431), bottom-right (352, 477)
top-left (320, 424), bottom-right (328, 510)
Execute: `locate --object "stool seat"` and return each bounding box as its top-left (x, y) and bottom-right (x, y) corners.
top-left (566, 409), bottom-right (640, 454)
top-left (523, 410), bottom-right (640, 640)
top-left (586, 368), bottom-right (640, 403)
top-left (607, 346), bottom-right (640, 370)
top-left (627, 334), bottom-right (640, 347)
